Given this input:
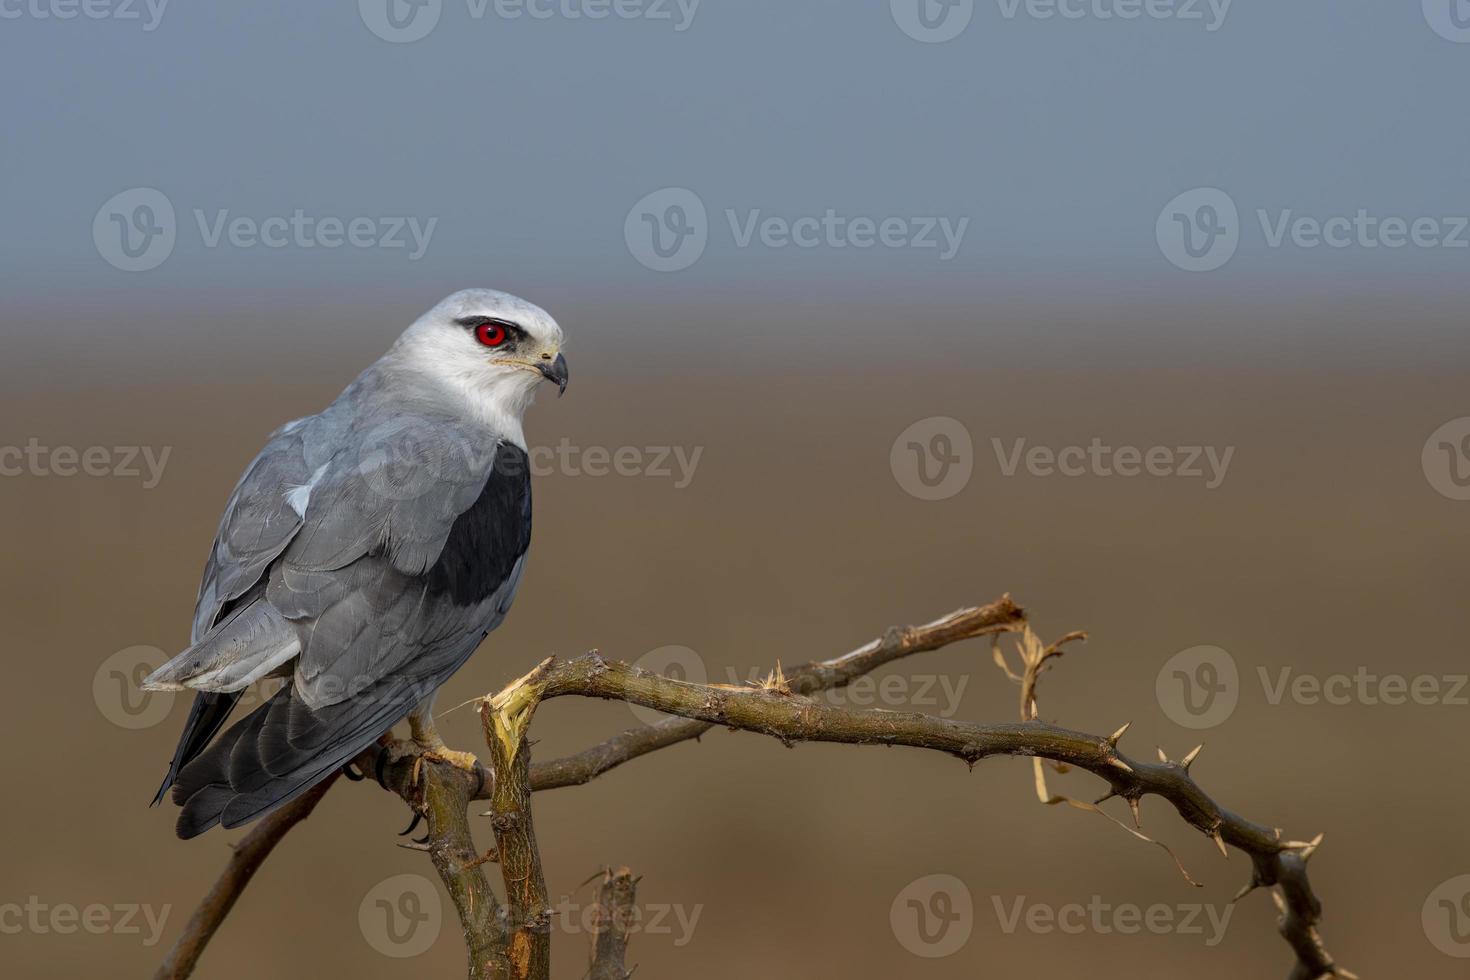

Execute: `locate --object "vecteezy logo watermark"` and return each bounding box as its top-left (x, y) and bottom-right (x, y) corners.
top-left (93, 188), bottom-right (176, 272)
top-left (94, 646), bottom-right (174, 729)
top-left (890, 417), bottom-right (974, 501)
top-left (628, 645), bottom-right (707, 725)
top-left (0, 898), bottom-right (171, 946)
top-left (992, 895), bottom-right (1233, 946)
top-left (359, 0), bottom-right (442, 42)
top-left (0, 439), bottom-right (171, 487)
top-left (1156, 645), bottom-right (1239, 729)
top-left (890, 0), bottom-right (974, 43)
top-left (1425, 875), bottom-right (1470, 957)
top-left (1423, 0), bottom-right (1470, 43)
top-left (359, 874), bottom-right (441, 958)
top-left (891, 874), bottom-right (974, 958)
top-left (1156, 187), bottom-right (1240, 272)
top-left (359, 0), bottom-right (698, 42)
top-left (1422, 417), bottom-right (1470, 501)
top-left (93, 188), bottom-right (438, 272)
top-left (1158, 187), bottom-right (1470, 272)
top-left (624, 188), bottom-right (708, 273)
top-left (0, 0), bottom-right (168, 29)
top-left (94, 647), bottom-right (297, 731)
top-left (624, 187), bottom-right (969, 272)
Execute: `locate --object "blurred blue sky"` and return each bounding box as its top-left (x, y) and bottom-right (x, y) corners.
top-left (2, 0), bottom-right (1467, 383)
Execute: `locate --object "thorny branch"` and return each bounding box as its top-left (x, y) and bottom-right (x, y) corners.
top-left (479, 666), bottom-right (553, 980)
top-left (160, 595), bottom-right (1350, 980)
top-left (373, 743), bottom-right (512, 980)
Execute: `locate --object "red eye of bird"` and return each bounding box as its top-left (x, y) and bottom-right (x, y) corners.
top-left (475, 322), bottom-right (508, 348)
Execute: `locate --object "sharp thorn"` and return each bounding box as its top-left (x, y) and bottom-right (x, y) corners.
top-left (1212, 830), bottom-right (1228, 859)
top-left (1156, 746), bottom-right (1169, 763)
top-left (1281, 834), bottom-right (1323, 855)
top-left (1127, 797), bottom-right (1142, 829)
top-left (1181, 743), bottom-right (1204, 769)
top-left (1093, 790), bottom-right (1118, 806)
top-left (1229, 879), bottom-right (1259, 904)
top-left (1105, 721), bottom-right (1131, 746)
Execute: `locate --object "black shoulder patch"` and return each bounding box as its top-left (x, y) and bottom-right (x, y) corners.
top-left (425, 443), bottom-right (532, 606)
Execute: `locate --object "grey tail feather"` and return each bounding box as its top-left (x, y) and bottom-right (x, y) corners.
top-left (152, 691), bottom-right (242, 806)
top-left (170, 679), bottom-right (423, 839)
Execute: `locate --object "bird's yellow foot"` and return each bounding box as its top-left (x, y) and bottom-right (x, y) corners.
top-left (418, 745), bottom-right (481, 773)
top-left (381, 738), bottom-right (482, 788)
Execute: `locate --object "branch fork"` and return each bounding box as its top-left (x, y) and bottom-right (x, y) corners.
top-left (157, 595), bottom-right (1350, 980)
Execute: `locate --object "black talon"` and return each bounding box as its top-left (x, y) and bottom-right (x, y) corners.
top-left (375, 748), bottom-right (392, 789)
top-left (398, 812), bottom-right (424, 837)
top-left (412, 829), bottom-right (431, 846)
top-left (470, 760), bottom-right (487, 798)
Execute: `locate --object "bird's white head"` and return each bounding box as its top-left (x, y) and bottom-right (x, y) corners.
top-left (392, 288), bottom-right (569, 445)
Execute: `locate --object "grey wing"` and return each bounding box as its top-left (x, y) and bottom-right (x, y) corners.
top-left (190, 417), bottom-right (320, 642)
top-left (265, 414), bottom-right (509, 706)
top-left (157, 410), bottom-right (507, 697)
top-left (149, 414), bottom-right (323, 805)
top-left (165, 427), bottom-right (533, 837)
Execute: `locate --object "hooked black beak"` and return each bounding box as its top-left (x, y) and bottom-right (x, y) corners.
top-left (538, 352), bottom-right (569, 396)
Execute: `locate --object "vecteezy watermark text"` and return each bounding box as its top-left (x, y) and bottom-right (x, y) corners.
top-left (549, 895), bottom-right (702, 946)
top-left (0, 439), bottom-right (170, 488)
top-left (528, 439), bottom-right (702, 488)
top-left (991, 437), bottom-right (1233, 489)
top-left (994, 0), bottom-right (1231, 30)
top-left (889, 0), bottom-right (1231, 44)
top-left (624, 188), bottom-right (968, 272)
top-left (991, 894), bottom-right (1233, 946)
top-left (358, 0), bottom-right (699, 43)
top-left (0, 0), bottom-right (168, 29)
top-left (0, 898), bottom-right (170, 946)
top-left (725, 665), bottom-right (969, 717)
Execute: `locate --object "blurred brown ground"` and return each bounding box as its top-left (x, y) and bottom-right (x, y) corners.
top-left (1, 358), bottom-right (1465, 978)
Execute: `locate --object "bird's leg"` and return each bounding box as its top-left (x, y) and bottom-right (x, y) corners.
top-left (406, 698), bottom-right (481, 775)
